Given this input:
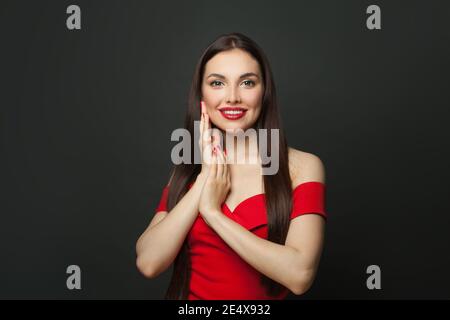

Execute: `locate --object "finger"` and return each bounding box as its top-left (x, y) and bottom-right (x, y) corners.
top-left (203, 143), bottom-right (212, 164)
top-left (220, 149), bottom-right (228, 181)
top-left (216, 147), bottom-right (223, 178)
top-left (211, 128), bottom-right (222, 149)
top-left (202, 124), bottom-right (211, 148)
top-left (202, 107), bottom-right (211, 144)
top-left (203, 102), bottom-right (210, 131)
top-left (203, 102), bottom-right (216, 145)
top-left (210, 150), bottom-right (217, 177)
top-left (199, 103), bottom-right (205, 139)
top-left (205, 117), bottom-right (214, 147)
top-left (199, 112), bottom-right (204, 150)
top-left (201, 100), bottom-right (205, 115)
top-left (223, 149), bottom-right (231, 183)
top-left (204, 114), bottom-right (211, 142)
top-left (221, 149), bottom-right (228, 180)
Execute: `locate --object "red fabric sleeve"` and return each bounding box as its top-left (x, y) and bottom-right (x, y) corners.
top-left (290, 181), bottom-right (327, 220)
top-left (154, 181), bottom-right (195, 213)
top-left (155, 185), bottom-right (169, 213)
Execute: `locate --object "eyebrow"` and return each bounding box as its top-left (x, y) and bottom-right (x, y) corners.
top-left (206, 72), bottom-right (260, 79)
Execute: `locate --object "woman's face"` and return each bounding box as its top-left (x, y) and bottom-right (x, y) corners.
top-left (201, 48), bottom-right (264, 132)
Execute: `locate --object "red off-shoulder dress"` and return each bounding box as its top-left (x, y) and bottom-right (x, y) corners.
top-left (154, 181), bottom-right (327, 300)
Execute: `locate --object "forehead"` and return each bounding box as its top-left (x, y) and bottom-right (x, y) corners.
top-left (204, 49), bottom-right (261, 77)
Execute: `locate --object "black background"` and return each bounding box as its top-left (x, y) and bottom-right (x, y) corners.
top-left (1, 0), bottom-right (449, 299)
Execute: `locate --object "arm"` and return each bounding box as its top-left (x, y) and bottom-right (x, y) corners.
top-left (201, 151), bottom-right (326, 295)
top-left (136, 100), bottom-right (215, 279)
top-left (204, 211), bottom-right (325, 295)
top-left (135, 172), bottom-right (207, 278)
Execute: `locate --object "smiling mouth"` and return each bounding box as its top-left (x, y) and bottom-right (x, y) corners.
top-left (218, 107), bottom-right (247, 120)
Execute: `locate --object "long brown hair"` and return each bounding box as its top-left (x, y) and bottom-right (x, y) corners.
top-left (164, 32), bottom-right (293, 299)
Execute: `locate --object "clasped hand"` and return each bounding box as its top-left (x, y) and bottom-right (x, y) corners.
top-left (198, 101), bottom-right (231, 224)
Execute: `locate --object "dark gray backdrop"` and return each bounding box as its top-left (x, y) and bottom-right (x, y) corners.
top-left (1, 0), bottom-right (449, 299)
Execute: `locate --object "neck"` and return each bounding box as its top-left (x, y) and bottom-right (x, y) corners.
top-left (221, 130), bottom-right (261, 166)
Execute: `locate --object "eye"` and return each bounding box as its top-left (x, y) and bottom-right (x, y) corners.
top-left (210, 80), bottom-right (224, 87)
top-left (241, 80), bottom-right (255, 87)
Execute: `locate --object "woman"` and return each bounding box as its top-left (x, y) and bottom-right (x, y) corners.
top-left (136, 33), bottom-right (327, 300)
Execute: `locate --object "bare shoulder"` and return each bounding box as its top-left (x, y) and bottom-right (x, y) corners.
top-left (288, 147), bottom-right (326, 187)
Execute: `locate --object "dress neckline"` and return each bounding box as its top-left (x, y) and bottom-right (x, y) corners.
top-left (222, 181), bottom-right (324, 214)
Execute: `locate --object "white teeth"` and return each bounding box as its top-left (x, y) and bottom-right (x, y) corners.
top-left (223, 110), bottom-right (243, 115)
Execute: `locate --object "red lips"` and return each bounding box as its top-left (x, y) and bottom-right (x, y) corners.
top-left (218, 107), bottom-right (247, 120)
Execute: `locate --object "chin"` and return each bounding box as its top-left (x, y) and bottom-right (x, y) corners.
top-left (215, 123), bottom-right (247, 133)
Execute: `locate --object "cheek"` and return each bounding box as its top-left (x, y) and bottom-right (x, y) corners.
top-left (201, 86), bottom-right (224, 106)
top-left (242, 88), bottom-right (263, 110)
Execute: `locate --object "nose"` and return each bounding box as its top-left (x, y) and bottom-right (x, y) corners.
top-left (226, 86), bottom-right (241, 104)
